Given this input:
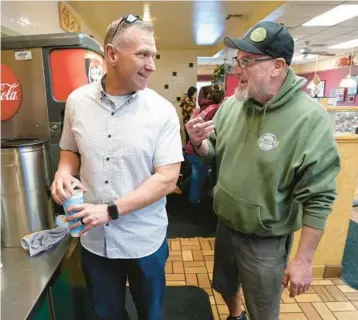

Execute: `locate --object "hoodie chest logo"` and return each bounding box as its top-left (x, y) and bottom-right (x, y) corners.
top-left (258, 133), bottom-right (279, 151)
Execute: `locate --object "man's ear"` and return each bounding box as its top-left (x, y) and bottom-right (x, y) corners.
top-left (272, 58), bottom-right (286, 77)
top-left (105, 44), bottom-right (118, 66)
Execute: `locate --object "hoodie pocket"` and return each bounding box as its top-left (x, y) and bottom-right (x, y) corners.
top-left (213, 185), bottom-right (263, 234)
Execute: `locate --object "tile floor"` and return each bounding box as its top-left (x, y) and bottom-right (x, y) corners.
top-left (165, 237), bottom-right (358, 320)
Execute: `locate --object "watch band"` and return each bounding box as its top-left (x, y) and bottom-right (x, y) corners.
top-left (107, 201), bottom-right (119, 220)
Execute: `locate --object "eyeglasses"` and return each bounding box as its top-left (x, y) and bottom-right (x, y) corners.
top-left (232, 56), bottom-right (274, 69)
top-left (111, 14), bottom-right (142, 42)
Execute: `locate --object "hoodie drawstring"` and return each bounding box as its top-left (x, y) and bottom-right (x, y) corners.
top-left (245, 107), bottom-right (256, 141)
top-left (259, 105), bottom-right (269, 137)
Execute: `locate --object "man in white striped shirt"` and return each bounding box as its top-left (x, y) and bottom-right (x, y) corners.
top-left (51, 14), bottom-right (183, 320)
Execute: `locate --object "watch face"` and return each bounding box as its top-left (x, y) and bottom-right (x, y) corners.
top-left (108, 203), bottom-right (119, 219)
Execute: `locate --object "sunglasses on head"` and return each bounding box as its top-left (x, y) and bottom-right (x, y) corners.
top-left (111, 14), bottom-right (142, 41)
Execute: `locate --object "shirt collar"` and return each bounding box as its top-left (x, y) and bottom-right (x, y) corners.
top-left (97, 74), bottom-right (139, 108)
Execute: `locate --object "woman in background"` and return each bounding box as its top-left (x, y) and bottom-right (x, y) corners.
top-left (180, 86), bottom-right (198, 142)
top-left (184, 84), bottom-right (225, 207)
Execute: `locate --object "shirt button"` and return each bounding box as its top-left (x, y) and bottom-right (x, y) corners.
top-left (105, 180), bottom-right (109, 184)
top-left (111, 112), bottom-right (115, 116)
top-left (108, 134), bottom-right (112, 138)
top-left (105, 223), bottom-right (109, 227)
top-left (106, 157), bottom-right (110, 161)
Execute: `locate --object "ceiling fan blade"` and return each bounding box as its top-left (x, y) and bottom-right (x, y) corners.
top-left (310, 51), bottom-right (336, 56)
top-left (310, 44), bottom-right (326, 47)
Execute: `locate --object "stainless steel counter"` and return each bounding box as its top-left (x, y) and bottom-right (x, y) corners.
top-left (1, 236), bottom-right (78, 320)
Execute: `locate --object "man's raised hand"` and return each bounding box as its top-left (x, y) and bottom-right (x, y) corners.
top-left (185, 106), bottom-right (215, 147)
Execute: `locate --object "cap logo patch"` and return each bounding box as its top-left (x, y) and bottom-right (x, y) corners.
top-left (250, 27), bottom-right (267, 42)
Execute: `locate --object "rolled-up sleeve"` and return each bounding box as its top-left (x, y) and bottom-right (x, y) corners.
top-left (294, 116), bottom-right (341, 230)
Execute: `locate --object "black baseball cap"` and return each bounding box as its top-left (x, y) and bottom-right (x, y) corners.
top-left (224, 21), bottom-right (294, 65)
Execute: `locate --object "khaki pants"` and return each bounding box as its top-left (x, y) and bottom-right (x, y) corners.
top-left (212, 221), bottom-right (293, 320)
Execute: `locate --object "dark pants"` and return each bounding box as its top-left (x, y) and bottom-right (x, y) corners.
top-left (81, 238), bottom-right (169, 320)
top-left (213, 222), bottom-right (293, 320)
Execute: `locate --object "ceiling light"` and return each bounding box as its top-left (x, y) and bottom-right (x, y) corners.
top-left (143, 3), bottom-right (151, 22)
top-left (196, 24), bottom-right (222, 45)
top-left (303, 4), bottom-right (358, 27)
top-left (194, 1), bottom-right (225, 46)
top-left (339, 47), bottom-right (357, 88)
top-left (329, 39), bottom-right (358, 50)
top-left (307, 57), bottom-right (321, 90)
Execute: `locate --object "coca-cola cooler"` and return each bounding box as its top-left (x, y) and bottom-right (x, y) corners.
top-left (1, 33), bottom-right (105, 246)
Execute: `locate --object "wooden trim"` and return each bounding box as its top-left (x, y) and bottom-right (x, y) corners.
top-left (326, 106), bottom-right (358, 111)
top-left (334, 133), bottom-right (358, 142)
top-left (323, 265), bottom-right (342, 278)
top-left (312, 265), bottom-right (342, 279)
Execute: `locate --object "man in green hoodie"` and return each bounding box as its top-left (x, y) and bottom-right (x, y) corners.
top-left (186, 21), bottom-right (340, 320)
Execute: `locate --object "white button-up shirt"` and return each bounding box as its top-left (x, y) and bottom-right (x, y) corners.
top-left (60, 77), bottom-right (184, 258)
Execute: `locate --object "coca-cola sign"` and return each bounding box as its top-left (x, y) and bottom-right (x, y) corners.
top-left (1, 64), bottom-right (23, 121)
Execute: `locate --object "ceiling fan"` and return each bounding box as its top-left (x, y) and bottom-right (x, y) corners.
top-left (300, 41), bottom-right (335, 58)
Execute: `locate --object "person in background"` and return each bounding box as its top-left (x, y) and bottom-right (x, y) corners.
top-left (180, 86), bottom-right (198, 142)
top-left (186, 21), bottom-right (340, 320)
top-left (185, 84), bottom-right (224, 212)
top-left (197, 85), bottom-right (211, 107)
top-left (51, 14), bottom-right (183, 320)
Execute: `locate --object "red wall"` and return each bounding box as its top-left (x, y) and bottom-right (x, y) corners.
top-left (298, 65), bottom-right (358, 106)
top-left (225, 74), bottom-right (238, 96)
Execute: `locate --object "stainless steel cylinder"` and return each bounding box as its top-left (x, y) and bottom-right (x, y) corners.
top-left (1, 139), bottom-right (55, 247)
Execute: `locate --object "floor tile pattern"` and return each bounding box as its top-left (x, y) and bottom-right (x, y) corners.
top-left (165, 238), bottom-right (358, 320)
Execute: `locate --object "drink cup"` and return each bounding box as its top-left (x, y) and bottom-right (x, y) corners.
top-left (63, 191), bottom-right (84, 237)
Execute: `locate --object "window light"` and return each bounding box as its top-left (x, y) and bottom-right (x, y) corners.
top-left (339, 74), bottom-right (357, 88)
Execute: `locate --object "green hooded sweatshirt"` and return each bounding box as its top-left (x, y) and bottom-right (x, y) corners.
top-left (203, 68), bottom-right (340, 236)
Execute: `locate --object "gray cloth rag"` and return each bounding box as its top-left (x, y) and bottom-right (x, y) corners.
top-left (21, 226), bottom-right (70, 257)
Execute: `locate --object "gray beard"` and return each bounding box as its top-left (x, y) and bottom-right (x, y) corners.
top-left (234, 87), bottom-right (249, 102)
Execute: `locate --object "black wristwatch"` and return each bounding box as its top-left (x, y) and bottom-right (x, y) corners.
top-left (107, 202), bottom-right (119, 220)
